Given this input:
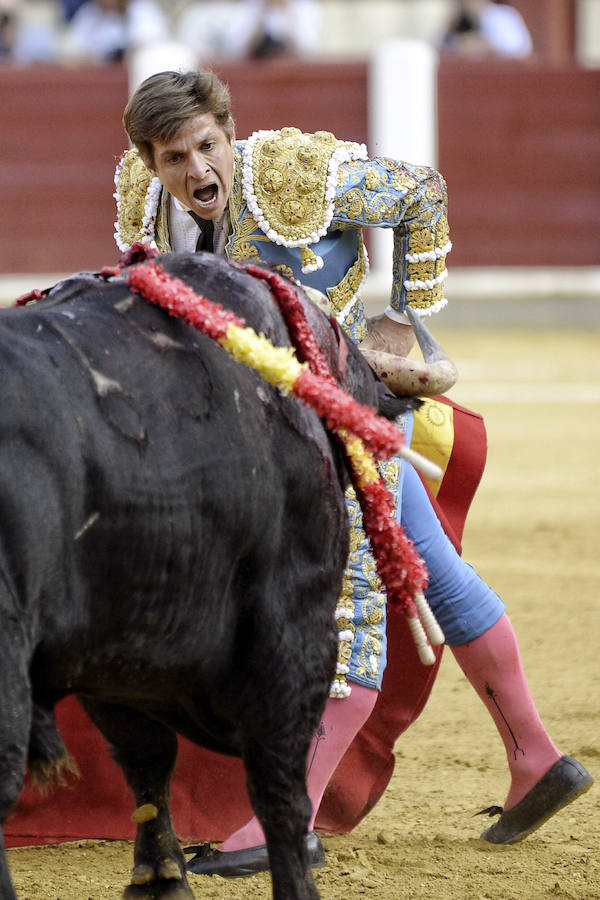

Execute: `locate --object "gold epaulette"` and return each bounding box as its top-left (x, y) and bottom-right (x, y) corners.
top-left (113, 149), bottom-right (162, 251)
top-left (242, 127), bottom-right (367, 274)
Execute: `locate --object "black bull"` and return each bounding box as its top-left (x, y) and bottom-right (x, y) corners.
top-left (0, 253), bottom-right (413, 900)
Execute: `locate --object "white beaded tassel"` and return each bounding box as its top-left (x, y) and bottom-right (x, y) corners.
top-left (414, 591), bottom-right (445, 647)
top-left (405, 614), bottom-right (437, 666)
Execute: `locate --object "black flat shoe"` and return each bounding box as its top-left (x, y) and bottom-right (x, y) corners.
top-left (479, 755), bottom-right (594, 844)
top-left (184, 830), bottom-right (326, 878)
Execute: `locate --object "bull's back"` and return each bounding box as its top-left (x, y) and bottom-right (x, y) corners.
top-left (1, 269), bottom-right (347, 699)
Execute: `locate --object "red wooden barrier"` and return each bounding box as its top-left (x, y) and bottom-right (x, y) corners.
top-left (437, 59), bottom-right (600, 266)
top-left (0, 64), bottom-right (129, 273)
top-left (0, 59), bottom-right (598, 274)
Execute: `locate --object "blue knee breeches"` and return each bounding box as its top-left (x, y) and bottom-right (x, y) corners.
top-left (345, 411), bottom-right (505, 690)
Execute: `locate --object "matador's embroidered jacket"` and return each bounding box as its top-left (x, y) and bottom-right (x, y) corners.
top-left (114, 127), bottom-right (451, 343)
top-left (114, 127), bottom-right (453, 695)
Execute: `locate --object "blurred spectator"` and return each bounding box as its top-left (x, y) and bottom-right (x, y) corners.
top-left (60, 0), bottom-right (86, 21)
top-left (173, 0), bottom-right (241, 63)
top-left (63, 0), bottom-right (169, 62)
top-left (232, 0), bottom-right (320, 60)
top-left (0, 0), bottom-right (20, 56)
top-left (0, 0), bottom-right (61, 62)
top-left (174, 0), bottom-right (320, 64)
top-left (440, 0), bottom-right (533, 59)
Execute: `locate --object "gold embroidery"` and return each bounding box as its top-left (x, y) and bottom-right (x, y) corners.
top-left (327, 239), bottom-right (367, 316)
top-left (339, 308), bottom-right (369, 342)
top-left (331, 457), bottom-right (400, 696)
top-left (407, 282), bottom-right (445, 309)
top-left (339, 187), bottom-right (366, 220)
top-left (406, 256), bottom-right (447, 284)
top-left (364, 166), bottom-right (382, 191)
top-left (228, 148), bottom-right (262, 261)
top-left (336, 174), bottom-right (405, 226)
top-left (230, 240), bottom-right (260, 261)
top-left (115, 149), bottom-right (153, 247)
top-left (380, 159), bottom-right (419, 196)
top-left (393, 171), bottom-right (418, 193)
top-left (247, 129), bottom-right (365, 246)
top-left (251, 128), bottom-right (336, 240)
top-left (405, 207), bottom-right (450, 258)
top-left (313, 130), bottom-right (336, 144)
top-left (275, 263), bottom-right (295, 280)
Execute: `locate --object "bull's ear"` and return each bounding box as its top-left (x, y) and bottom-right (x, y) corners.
top-left (375, 380), bottom-right (422, 420)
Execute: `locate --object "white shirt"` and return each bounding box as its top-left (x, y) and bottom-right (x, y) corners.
top-left (169, 195), bottom-right (230, 255)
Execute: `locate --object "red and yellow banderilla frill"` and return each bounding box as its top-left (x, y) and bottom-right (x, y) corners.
top-left (125, 257), bottom-right (443, 664)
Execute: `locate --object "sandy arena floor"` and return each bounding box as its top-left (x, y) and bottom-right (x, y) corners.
top-left (7, 326), bottom-right (599, 900)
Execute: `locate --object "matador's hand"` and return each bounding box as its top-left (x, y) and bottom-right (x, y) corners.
top-left (359, 313), bottom-right (416, 359)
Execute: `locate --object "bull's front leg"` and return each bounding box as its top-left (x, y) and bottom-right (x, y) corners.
top-left (79, 698), bottom-right (192, 900)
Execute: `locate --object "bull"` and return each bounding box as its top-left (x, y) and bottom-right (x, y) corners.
top-left (0, 252), bottom-right (418, 900)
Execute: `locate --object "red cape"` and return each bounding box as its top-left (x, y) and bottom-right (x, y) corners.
top-left (5, 397), bottom-right (486, 847)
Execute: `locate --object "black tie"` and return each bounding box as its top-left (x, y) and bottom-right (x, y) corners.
top-left (188, 211), bottom-right (214, 253)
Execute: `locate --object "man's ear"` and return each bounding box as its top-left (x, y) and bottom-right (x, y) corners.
top-left (227, 116), bottom-right (236, 145)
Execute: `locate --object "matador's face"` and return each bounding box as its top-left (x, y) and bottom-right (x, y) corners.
top-left (148, 112), bottom-right (235, 221)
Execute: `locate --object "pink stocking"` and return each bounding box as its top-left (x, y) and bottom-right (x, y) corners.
top-left (220, 683), bottom-right (378, 851)
top-left (451, 613), bottom-right (561, 809)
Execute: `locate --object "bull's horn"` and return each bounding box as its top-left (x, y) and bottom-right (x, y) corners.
top-left (405, 306), bottom-right (448, 361)
top-left (361, 308), bottom-right (458, 397)
top-left (405, 306), bottom-right (459, 395)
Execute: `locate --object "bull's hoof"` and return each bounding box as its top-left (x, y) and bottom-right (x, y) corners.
top-left (184, 830), bottom-right (325, 878)
top-left (479, 755), bottom-right (594, 844)
top-left (124, 859), bottom-right (192, 899)
top-left (130, 860), bottom-right (182, 884)
top-left (123, 878), bottom-right (193, 900)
